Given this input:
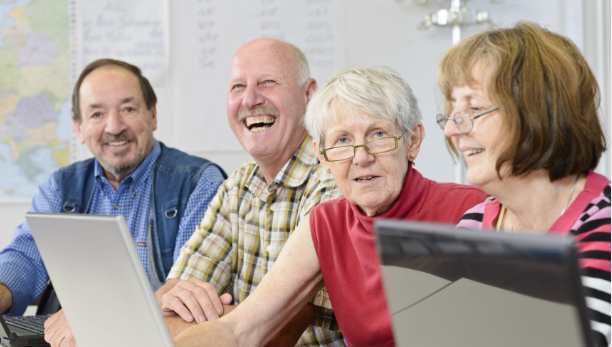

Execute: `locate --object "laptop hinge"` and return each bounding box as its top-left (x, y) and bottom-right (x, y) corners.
top-left (0, 317), bottom-right (16, 341)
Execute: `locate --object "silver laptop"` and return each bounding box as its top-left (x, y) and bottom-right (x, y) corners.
top-left (26, 213), bottom-right (174, 347)
top-left (374, 219), bottom-right (595, 347)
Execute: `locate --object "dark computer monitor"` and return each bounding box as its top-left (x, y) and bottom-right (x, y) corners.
top-left (374, 219), bottom-right (594, 347)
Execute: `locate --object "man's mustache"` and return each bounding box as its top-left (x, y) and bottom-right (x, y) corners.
top-left (102, 132), bottom-right (136, 144)
top-left (237, 106), bottom-right (279, 122)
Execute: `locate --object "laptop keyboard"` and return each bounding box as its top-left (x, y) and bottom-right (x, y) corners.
top-left (4, 315), bottom-right (51, 335)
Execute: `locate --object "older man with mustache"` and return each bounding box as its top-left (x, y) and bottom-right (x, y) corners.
top-left (155, 38), bottom-right (345, 346)
top-left (0, 59), bottom-right (227, 347)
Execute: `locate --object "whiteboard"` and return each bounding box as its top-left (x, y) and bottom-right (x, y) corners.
top-left (73, 0), bottom-right (170, 84)
top-left (172, 0), bottom-right (347, 152)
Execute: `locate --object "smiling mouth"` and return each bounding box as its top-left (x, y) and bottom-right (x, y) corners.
top-left (463, 149), bottom-right (484, 157)
top-left (355, 176), bottom-right (375, 182)
top-left (107, 141), bottom-right (129, 146)
top-left (245, 117), bottom-right (276, 132)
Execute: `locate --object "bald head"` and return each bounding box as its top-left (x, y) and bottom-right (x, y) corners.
top-left (232, 38), bottom-right (310, 85)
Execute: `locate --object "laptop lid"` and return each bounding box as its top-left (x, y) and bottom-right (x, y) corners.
top-left (26, 213), bottom-right (174, 347)
top-left (374, 219), bottom-right (594, 347)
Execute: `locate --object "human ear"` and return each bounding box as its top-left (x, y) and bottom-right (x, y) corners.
top-left (149, 105), bottom-right (158, 131)
top-left (406, 121), bottom-right (425, 160)
top-left (313, 142), bottom-right (330, 171)
top-left (303, 78), bottom-right (318, 105)
top-left (72, 117), bottom-right (86, 144)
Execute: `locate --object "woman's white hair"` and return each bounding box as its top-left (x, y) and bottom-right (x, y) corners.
top-left (303, 65), bottom-right (421, 149)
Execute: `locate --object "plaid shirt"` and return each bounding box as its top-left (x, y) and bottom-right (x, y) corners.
top-left (170, 136), bottom-right (345, 346)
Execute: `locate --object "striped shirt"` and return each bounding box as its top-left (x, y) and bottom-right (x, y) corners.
top-left (457, 171), bottom-right (611, 346)
top-left (169, 136), bottom-right (346, 347)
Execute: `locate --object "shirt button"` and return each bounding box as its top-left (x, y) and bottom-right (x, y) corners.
top-left (266, 244), bottom-right (272, 253)
top-left (132, 190), bottom-right (136, 195)
top-left (101, 179), bottom-right (105, 184)
top-left (115, 205), bottom-right (120, 210)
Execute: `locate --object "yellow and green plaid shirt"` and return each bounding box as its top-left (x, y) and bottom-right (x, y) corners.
top-left (169, 136), bottom-right (345, 346)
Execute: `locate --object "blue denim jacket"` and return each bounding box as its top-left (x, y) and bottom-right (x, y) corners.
top-left (56, 142), bottom-right (226, 281)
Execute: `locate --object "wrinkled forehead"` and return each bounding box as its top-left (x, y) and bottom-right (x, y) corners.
top-left (80, 66), bottom-right (143, 105)
top-left (324, 99), bottom-right (398, 134)
top-left (83, 65), bottom-right (139, 88)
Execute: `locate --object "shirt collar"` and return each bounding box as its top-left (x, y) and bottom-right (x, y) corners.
top-left (247, 135), bottom-right (319, 195)
top-left (270, 135), bottom-right (319, 189)
top-left (94, 140), bottom-right (161, 187)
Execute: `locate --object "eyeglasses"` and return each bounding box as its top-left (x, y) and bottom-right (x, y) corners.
top-left (320, 131), bottom-right (407, 162)
top-left (436, 107), bottom-right (499, 133)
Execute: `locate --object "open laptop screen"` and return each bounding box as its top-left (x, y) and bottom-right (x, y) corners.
top-left (374, 219), bottom-right (594, 347)
top-left (26, 213), bottom-right (174, 347)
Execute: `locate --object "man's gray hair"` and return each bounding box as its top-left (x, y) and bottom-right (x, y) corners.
top-left (289, 43), bottom-right (310, 85)
top-left (303, 65), bottom-right (421, 148)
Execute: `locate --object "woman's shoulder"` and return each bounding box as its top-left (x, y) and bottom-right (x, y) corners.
top-left (455, 198), bottom-right (498, 230)
top-left (583, 170), bottom-right (611, 198)
top-left (428, 181), bottom-right (489, 200)
top-left (425, 181), bottom-right (490, 217)
top-left (588, 178), bottom-right (610, 207)
top-left (309, 197), bottom-right (353, 249)
top-left (572, 180), bottom-right (611, 234)
top-left (310, 197), bottom-right (351, 217)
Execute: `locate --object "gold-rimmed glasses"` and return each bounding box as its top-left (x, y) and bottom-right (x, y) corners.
top-left (320, 131), bottom-right (407, 162)
top-left (436, 107), bottom-right (499, 133)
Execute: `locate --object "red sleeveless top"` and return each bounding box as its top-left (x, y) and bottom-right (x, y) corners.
top-left (309, 164), bottom-right (488, 346)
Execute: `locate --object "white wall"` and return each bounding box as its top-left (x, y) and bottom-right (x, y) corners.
top-left (0, 0), bottom-right (609, 250)
top-left (582, 0), bottom-right (611, 178)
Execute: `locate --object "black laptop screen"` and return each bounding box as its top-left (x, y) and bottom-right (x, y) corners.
top-left (374, 219), bottom-right (594, 347)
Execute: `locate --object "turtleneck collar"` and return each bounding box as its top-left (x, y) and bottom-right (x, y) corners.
top-left (348, 162), bottom-right (429, 233)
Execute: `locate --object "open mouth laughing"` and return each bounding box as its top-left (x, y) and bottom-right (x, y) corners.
top-left (238, 106), bottom-right (279, 133)
top-left (245, 117), bottom-right (276, 132)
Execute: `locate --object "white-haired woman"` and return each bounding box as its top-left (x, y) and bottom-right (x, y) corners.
top-left (173, 66), bottom-right (488, 347)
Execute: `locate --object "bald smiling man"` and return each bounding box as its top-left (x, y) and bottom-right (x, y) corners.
top-left (156, 39), bottom-right (346, 346)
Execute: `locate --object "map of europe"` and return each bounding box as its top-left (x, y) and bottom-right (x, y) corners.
top-left (0, 0), bottom-right (70, 198)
